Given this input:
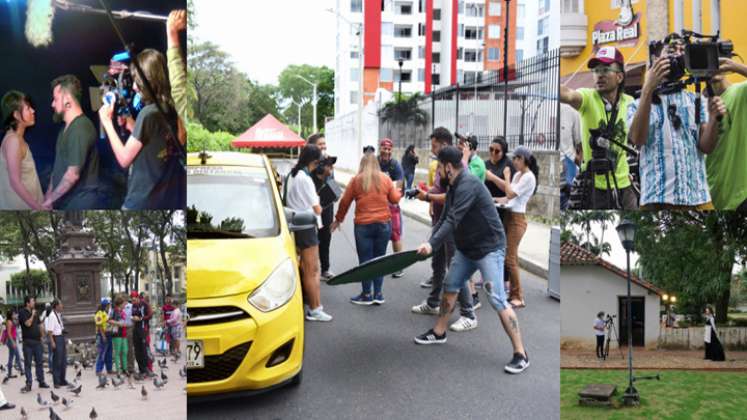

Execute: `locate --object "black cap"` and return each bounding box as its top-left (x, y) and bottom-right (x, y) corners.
top-left (437, 146), bottom-right (462, 167)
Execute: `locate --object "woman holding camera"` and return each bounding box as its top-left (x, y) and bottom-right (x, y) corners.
top-left (492, 146), bottom-right (538, 309)
top-left (332, 153), bottom-right (402, 305)
top-left (0, 90), bottom-right (43, 210)
top-left (99, 49), bottom-right (185, 210)
top-left (286, 144), bottom-right (333, 322)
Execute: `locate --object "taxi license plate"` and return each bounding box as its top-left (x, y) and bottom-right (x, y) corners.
top-left (186, 340), bottom-right (204, 369)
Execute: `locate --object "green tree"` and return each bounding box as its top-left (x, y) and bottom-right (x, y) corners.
top-left (378, 93), bottom-right (428, 126)
top-left (627, 211), bottom-right (747, 323)
top-left (10, 269), bottom-right (51, 298)
top-left (277, 64), bottom-right (334, 135)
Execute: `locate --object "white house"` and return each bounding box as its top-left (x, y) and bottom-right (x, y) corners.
top-left (561, 242), bottom-right (662, 350)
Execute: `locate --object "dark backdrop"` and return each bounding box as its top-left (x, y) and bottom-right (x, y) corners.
top-left (0, 0), bottom-right (185, 207)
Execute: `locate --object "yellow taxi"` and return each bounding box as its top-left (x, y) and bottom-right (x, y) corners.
top-left (186, 152), bottom-right (311, 400)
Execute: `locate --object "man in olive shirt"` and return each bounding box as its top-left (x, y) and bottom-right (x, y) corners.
top-left (43, 74), bottom-right (100, 210)
top-left (18, 296), bottom-right (50, 392)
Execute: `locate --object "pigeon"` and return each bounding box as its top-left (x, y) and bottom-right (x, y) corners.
top-left (20, 406), bottom-right (28, 419)
top-left (73, 361), bottom-right (81, 371)
top-left (49, 406), bottom-right (62, 420)
top-left (153, 376), bottom-right (165, 389)
top-left (37, 392), bottom-right (50, 407)
top-left (89, 406), bottom-right (98, 419)
top-left (50, 390), bottom-right (60, 403)
top-left (179, 367), bottom-right (187, 379)
top-left (75, 370), bottom-right (82, 381)
top-left (158, 358), bottom-right (168, 369)
top-left (62, 397), bottom-right (73, 409)
top-left (112, 375), bottom-right (125, 388)
top-left (69, 383), bottom-right (82, 396)
top-left (141, 385), bottom-right (148, 400)
top-left (160, 370), bottom-right (168, 382)
top-left (1, 376), bottom-right (8, 384)
top-left (82, 360), bottom-right (92, 370)
top-left (96, 375), bottom-right (108, 390)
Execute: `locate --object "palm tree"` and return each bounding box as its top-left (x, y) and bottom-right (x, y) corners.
top-left (378, 93), bottom-right (428, 126)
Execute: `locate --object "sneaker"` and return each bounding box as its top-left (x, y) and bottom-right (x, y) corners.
top-left (20, 384), bottom-right (31, 393)
top-left (39, 382), bottom-right (50, 389)
top-left (449, 316), bottom-right (478, 332)
top-left (504, 352), bottom-right (530, 374)
top-left (472, 293), bottom-right (482, 310)
top-left (305, 306), bottom-right (333, 322)
top-left (392, 270), bottom-right (405, 278)
top-left (419, 278), bottom-right (433, 288)
top-left (414, 329), bottom-right (447, 345)
top-left (373, 293), bottom-right (385, 305)
top-left (350, 293), bottom-right (374, 306)
top-left (320, 271), bottom-right (335, 281)
top-left (411, 301), bottom-right (439, 315)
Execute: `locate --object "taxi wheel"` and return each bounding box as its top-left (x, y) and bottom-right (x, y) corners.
top-left (290, 369), bottom-right (302, 387)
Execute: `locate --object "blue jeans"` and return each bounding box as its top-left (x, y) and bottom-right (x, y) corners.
top-left (561, 156), bottom-right (577, 210)
top-left (404, 172), bottom-right (415, 190)
top-left (22, 339), bottom-right (45, 386)
top-left (6, 340), bottom-right (22, 375)
top-left (52, 335), bottom-right (67, 385)
top-left (95, 333), bottom-right (113, 374)
top-left (445, 248), bottom-right (510, 312)
top-left (354, 222), bottom-right (392, 295)
top-left (47, 338), bottom-right (53, 369)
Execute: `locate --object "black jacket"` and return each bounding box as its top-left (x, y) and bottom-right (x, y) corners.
top-left (429, 170), bottom-right (506, 260)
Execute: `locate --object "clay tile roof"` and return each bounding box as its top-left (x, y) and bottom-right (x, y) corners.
top-left (560, 241), bottom-right (663, 296)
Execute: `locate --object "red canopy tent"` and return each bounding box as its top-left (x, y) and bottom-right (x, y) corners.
top-left (231, 114), bottom-right (306, 148)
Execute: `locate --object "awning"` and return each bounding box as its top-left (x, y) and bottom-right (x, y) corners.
top-left (231, 114), bottom-right (305, 148)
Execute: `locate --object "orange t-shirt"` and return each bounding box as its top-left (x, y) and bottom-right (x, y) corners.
top-left (335, 172), bottom-right (402, 225)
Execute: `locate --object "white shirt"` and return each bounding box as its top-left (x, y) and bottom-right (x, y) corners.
top-left (560, 103), bottom-right (581, 161)
top-left (45, 311), bottom-right (64, 336)
top-left (505, 170), bottom-right (536, 214)
top-left (594, 318), bottom-right (606, 336)
top-left (286, 170), bottom-right (321, 227)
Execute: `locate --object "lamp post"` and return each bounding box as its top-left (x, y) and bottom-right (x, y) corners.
top-left (291, 99), bottom-right (304, 136)
top-left (327, 8), bottom-right (364, 163)
top-left (616, 218), bottom-right (638, 405)
top-left (294, 74), bottom-right (319, 134)
top-left (503, 0), bottom-right (511, 138)
top-left (398, 59), bottom-right (404, 100)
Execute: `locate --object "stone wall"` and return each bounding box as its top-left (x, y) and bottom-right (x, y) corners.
top-left (659, 327), bottom-right (747, 350)
top-left (390, 146), bottom-right (559, 219)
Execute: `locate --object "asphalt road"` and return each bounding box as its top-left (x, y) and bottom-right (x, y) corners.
top-left (189, 213), bottom-right (560, 420)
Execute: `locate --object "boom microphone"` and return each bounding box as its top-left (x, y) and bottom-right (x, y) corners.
top-left (24, 0), bottom-right (168, 48)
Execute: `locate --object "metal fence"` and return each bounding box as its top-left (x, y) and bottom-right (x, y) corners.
top-left (380, 48), bottom-right (560, 153)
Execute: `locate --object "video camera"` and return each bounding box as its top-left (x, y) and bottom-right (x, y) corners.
top-left (605, 314), bottom-right (616, 327)
top-left (649, 30), bottom-right (734, 93)
top-left (99, 51), bottom-right (144, 119)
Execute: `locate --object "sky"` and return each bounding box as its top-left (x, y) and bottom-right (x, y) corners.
top-left (192, 0), bottom-right (338, 85)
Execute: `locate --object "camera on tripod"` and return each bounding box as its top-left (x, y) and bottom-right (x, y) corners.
top-left (605, 314), bottom-right (616, 327)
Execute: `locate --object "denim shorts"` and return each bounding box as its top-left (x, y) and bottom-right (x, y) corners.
top-left (444, 248), bottom-right (510, 311)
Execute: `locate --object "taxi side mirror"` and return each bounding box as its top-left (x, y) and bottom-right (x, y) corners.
top-left (284, 208), bottom-right (317, 232)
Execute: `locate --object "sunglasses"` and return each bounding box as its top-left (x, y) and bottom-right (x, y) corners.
top-left (668, 104), bottom-right (682, 130)
top-left (489, 147), bottom-right (503, 154)
top-left (592, 66), bottom-right (620, 75)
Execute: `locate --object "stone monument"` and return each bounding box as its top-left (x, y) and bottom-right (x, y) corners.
top-left (50, 212), bottom-right (105, 343)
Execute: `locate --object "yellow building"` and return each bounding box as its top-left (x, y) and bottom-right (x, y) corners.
top-left (560, 0), bottom-right (747, 90)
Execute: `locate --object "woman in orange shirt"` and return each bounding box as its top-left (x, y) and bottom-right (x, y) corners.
top-left (332, 154), bottom-right (402, 305)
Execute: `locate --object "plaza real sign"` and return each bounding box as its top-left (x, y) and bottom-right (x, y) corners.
top-left (591, 13), bottom-right (641, 48)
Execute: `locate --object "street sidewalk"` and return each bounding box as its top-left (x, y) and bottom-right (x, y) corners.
top-left (334, 170), bottom-right (550, 279)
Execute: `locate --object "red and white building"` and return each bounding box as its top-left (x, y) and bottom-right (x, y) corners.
top-left (334, 0), bottom-right (519, 117)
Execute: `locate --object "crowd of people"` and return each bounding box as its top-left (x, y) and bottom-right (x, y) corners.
top-left (0, 292), bottom-right (183, 410)
top-left (560, 35), bottom-right (747, 211)
top-left (0, 10), bottom-right (188, 210)
top-left (284, 127), bottom-right (539, 374)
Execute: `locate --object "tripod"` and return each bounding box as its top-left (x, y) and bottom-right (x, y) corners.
top-left (603, 316), bottom-right (624, 360)
top-left (587, 155), bottom-right (622, 210)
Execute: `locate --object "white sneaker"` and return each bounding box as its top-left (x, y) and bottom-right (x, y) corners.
top-left (419, 278), bottom-right (433, 288)
top-left (411, 301), bottom-right (439, 315)
top-left (305, 306), bottom-right (333, 322)
top-left (449, 316), bottom-right (478, 332)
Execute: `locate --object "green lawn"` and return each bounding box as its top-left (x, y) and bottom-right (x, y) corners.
top-left (561, 369), bottom-right (747, 419)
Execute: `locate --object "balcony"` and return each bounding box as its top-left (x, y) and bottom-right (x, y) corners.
top-left (560, 11), bottom-right (588, 58)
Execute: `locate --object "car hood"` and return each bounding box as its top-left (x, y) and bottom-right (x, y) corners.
top-left (187, 236), bottom-right (288, 299)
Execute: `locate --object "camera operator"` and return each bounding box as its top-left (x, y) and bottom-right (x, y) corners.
top-left (628, 33), bottom-right (723, 210)
top-left (706, 58), bottom-right (747, 211)
top-left (594, 311), bottom-right (606, 359)
top-left (560, 47), bottom-right (637, 209)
